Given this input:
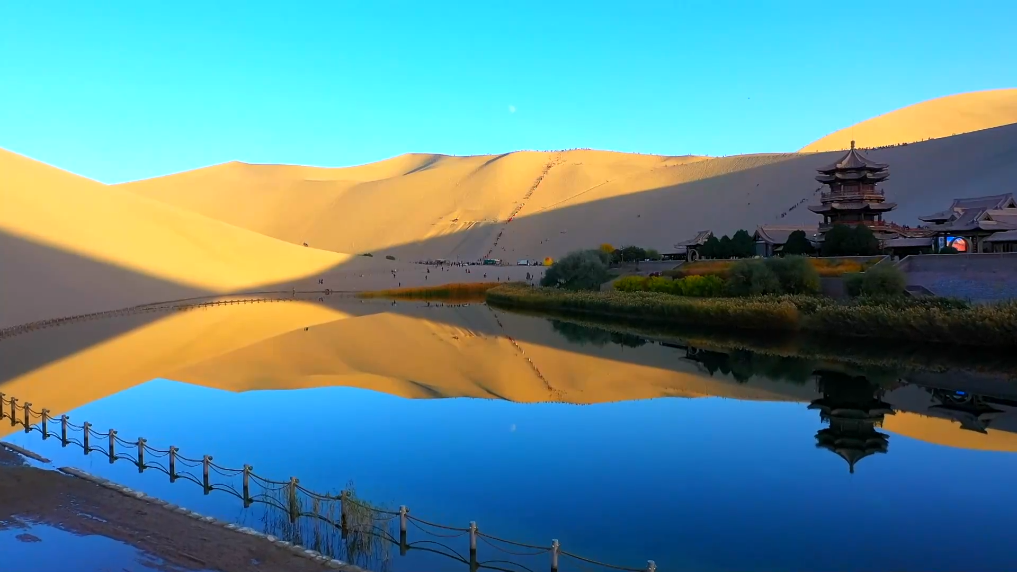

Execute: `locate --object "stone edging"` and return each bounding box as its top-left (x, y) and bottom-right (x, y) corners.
top-left (0, 441), bottom-right (52, 463)
top-left (57, 466), bottom-right (367, 572)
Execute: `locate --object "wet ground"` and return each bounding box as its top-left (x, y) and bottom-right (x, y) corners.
top-left (0, 447), bottom-right (343, 572)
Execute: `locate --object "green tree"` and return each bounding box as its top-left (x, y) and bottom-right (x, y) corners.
top-left (731, 229), bottom-right (756, 258)
top-left (821, 224), bottom-right (880, 256)
top-left (700, 236), bottom-right (721, 259)
top-left (540, 250), bottom-right (611, 291)
top-left (645, 248), bottom-right (662, 261)
top-left (851, 224), bottom-right (881, 256)
top-left (718, 235), bottom-right (733, 259)
top-left (620, 246), bottom-right (647, 262)
top-left (782, 230), bottom-right (815, 255)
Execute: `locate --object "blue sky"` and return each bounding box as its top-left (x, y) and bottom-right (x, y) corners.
top-left (1, 1), bottom-right (1014, 183)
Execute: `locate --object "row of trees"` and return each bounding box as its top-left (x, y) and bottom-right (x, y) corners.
top-left (598, 244), bottom-right (662, 264)
top-left (698, 230), bottom-right (756, 259)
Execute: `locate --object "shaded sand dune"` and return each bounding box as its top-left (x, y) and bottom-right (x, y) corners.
top-left (802, 89), bottom-right (1017, 152)
top-left (3, 300), bottom-right (1015, 454)
top-left (0, 149), bottom-right (353, 327)
top-left (119, 121), bottom-right (1017, 263)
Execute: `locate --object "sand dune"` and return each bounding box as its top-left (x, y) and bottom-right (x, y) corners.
top-left (118, 107), bottom-right (1017, 263)
top-left (801, 89), bottom-right (1017, 152)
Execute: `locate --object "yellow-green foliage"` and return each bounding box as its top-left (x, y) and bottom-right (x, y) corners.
top-left (359, 282), bottom-right (498, 300)
top-left (614, 275), bottom-right (648, 292)
top-left (487, 284), bottom-right (1017, 347)
top-left (673, 275), bottom-right (726, 297)
top-left (676, 256), bottom-right (884, 279)
top-left (489, 284), bottom-right (800, 331)
top-left (646, 276), bottom-right (674, 294)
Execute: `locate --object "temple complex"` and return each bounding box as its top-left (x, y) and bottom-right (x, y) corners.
top-left (809, 141), bottom-right (901, 239)
top-left (916, 193), bottom-right (1017, 253)
top-left (809, 371), bottom-right (895, 474)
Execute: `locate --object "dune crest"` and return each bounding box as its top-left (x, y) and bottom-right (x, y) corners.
top-left (801, 89), bottom-right (1017, 152)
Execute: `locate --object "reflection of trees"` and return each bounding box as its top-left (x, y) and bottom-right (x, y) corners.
top-left (550, 320), bottom-right (646, 348)
top-left (809, 372), bottom-right (893, 473)
top-left (686, 347), bottom-right (815, 385)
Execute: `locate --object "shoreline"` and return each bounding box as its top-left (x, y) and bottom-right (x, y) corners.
top-left (485, 283), bottom-right (1017, 349)
top-left (0, 446), bottom-right (363, 572)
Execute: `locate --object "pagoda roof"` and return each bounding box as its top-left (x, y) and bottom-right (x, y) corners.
top-left (674, 230), bottom-right (713, 248)
top-left (918, 193), bottom-right (1017, 223)
top-left (809, 201), bottom-right (898, 213)
top-left (985, 230), bottom-right (1017, 243)
top-left (753, 225), bottom-right (818, 245)
top-left (817, 141), bottom-right (889, 173)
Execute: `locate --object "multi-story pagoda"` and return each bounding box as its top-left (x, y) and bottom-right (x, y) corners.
top-left (808, 371), bottom-right (894, 474)
top-left (809, 141), bottom-right (898, 237)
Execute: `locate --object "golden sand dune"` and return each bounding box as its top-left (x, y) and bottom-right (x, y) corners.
top-left (0, 149), bottom-right (354, 327)
top-left (801, 89), bottom-right (1017, 152)
top-left (118, 100), bottom-right (1017, 263)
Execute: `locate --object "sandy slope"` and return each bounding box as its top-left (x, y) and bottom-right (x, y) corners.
top-left (801, 89), bottom-right (1017, 152)
top-left (119, 118), bottom-right (1017, 263)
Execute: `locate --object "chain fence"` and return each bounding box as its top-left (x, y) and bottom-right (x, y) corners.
top-left (0, 392), bottom-right (656, 572)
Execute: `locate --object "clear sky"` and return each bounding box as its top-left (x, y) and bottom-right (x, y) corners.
top-left (2, 0), bottom-right (1015, 183)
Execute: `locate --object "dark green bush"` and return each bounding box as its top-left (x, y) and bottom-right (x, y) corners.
top-left (540, 250), bottom-right (611, 291)
top-left (844, 272), bottom-right (864, 297)
top-left (614, 275), bottom-right (648, 292)
top-left (385, 255), bottom-right (396, 260)
top-left (726, 260), bottom-right (783, 296)
top-left (766, 256), bottom-right (820, 295)
top-left (860, 264), bottom-right (906, 297)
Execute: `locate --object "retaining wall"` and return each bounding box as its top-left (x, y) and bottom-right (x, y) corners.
top-left (897, 253), bottom-right (1017, 303)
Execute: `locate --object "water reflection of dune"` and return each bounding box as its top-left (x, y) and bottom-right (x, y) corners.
top-left (2, 301), bottom-right (1016, 455)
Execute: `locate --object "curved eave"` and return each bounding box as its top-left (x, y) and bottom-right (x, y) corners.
top-left (810, 202), bottom-right (897, 213)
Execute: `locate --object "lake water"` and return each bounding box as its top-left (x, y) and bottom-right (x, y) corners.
top-left (2, 297), bottom-right (1016, 571)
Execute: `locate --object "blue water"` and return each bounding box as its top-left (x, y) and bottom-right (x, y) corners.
top-left (10, 380), bottom-right (1017, 572)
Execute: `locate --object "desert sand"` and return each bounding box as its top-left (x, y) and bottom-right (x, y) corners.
top-left (801, 88), bottom-right (1017, 152)
top-left (5, 90), bottom-right (1017, 330)
top-left (3, 300), bottom-right (1014, 454)
top-left (114, 91), bottom-right (1017, 267)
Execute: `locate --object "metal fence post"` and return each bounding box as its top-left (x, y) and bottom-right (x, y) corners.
top-left (288, 477), bottom-right (299, 523)
top-left (41, 409), bottom-right (49, 440)
top-left (551, 539), bottom-right (559, 572)
top-left (243, 465), bottom-right (252, 508)
top-left (169, 446), bottom-right (178, 482)
top-left (83, 422), bottom-right (91, 453)
top-left (647, 560), bottom-right (657, 572)
top-left (203, 455), bottom-right (212, 494)
top-left (399, 506), bottom-right (408, 556)
top-left (340, 490), bottom-right (348, 540)
top-left (469, 521), bottom-right (478, 571)
top-left (137, 438), bottom-right (146, 472)
top-left (61, 415), bottom-right (68, 447)
top-left (22, 402), bottom-right (31, 432)
top-left (108, 429), bottom-right (116, 463)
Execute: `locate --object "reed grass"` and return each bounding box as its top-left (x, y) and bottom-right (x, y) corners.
top-left (358, 282), bottom-right (499, 301)
top-left (486, 284), bottom-right (1017, 348)
top-left (673, 256), bottom-right (883, 279)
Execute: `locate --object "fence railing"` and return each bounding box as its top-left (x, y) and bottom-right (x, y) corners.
top-left (0, 393), bottom-right (656, 572)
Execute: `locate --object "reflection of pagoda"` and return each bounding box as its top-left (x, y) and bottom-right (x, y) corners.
top-left (809, 142), bottom-right (898, 237)
top-left (809, 372), bottom-right (895, 473)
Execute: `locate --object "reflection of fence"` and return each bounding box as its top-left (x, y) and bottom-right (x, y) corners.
top-left (0, 393), bottom-right (657, 572)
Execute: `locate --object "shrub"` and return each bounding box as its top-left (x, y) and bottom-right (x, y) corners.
top-left (860, 264), bottom-right (907, 297)
top-left (540, 250), bottom-right (611, 291)
top-left (674, 275), bottom-right (726, 297)
top-left (766, 256), bottom-right (820, 295)
top-left (844, 272), bottom-right (864, 297)
top-left (937, 246), bottom-right (959, 254)
top-left (614, 275), bottom-right (648, 292)
top-left (646, 276), bottom-right (674, 294)
top-left (726, 260), bottom-right (783, 296)
top-left (385, 255), bottom-right (396, 260)
top-left (361, 253), bottom-right (374, 257)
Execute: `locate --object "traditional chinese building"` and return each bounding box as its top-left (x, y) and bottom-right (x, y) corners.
top-left (808, 371), bottom-right (894, 474)
top-left (917, 193), bottom-right (1017, 253)
top-left (809, 142), bottom-right (900, 239)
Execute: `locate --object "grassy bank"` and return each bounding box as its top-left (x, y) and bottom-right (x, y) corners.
top-left (358, 282), bottom-right (499, 301)
top-left (486, 283), bottom-right (1017, 348)
top-left (672, 256), bottom-right (883, 279)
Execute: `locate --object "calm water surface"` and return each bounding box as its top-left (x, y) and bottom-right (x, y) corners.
top-left (4, 300), bottom-right (1017, 572)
